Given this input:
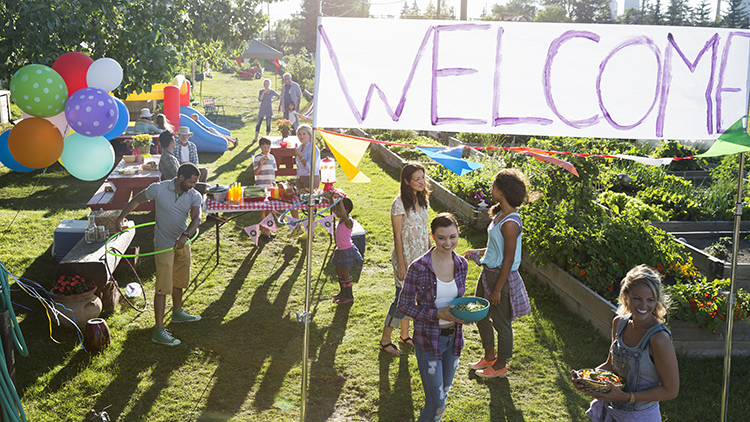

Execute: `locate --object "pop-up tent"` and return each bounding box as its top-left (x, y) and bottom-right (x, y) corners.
top-left (235, 40), bottom-right (283, 65)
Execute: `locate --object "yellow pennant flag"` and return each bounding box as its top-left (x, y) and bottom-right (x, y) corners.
top-left (318, 129), bottom-right (371, 183)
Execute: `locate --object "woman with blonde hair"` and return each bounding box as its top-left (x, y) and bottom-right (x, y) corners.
top-left (572, 265), bottom-right (679, 422)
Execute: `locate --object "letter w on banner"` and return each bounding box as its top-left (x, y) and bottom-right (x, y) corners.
top-left (315, 17), bottom-right (750, 140)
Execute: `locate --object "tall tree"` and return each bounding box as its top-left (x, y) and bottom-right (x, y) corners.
top-left (617, 7), bottom-right (646, 23)
top-left (0, 0), bottom-right (264, 95)
top-left (665, 0), bottom-right (690, 25)
top-left (484, 0), bottom-right (537, 21)
top-left (691, 0), bottom-right (713, 25)
top-left (571, 0), bottom-right (613, 22)
top-left (721, 0), bottom-right (748, 27)
top-left (296, 0), bottom-right (370, 53)
top-left (535, 4), bottom-right (570, 21)
top-left (649, 0), bottom-right (664, 24)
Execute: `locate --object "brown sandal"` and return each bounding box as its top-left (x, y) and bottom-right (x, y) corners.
top-left (379, 342), bottom-right (402, 355)
top-left (398, 336), bottom-right (414, 346)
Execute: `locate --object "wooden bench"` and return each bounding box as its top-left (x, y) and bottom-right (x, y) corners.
top-left (55, 223), bottom-right (135, 313)
top-left (87, 182), bottom-right (115, 210)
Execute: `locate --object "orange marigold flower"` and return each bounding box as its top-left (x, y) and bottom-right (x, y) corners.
top-left (580, 270), bottom-right (586, 276)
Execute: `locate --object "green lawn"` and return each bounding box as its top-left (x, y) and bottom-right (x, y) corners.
top-left (0, 70), bottom-right (748, 421)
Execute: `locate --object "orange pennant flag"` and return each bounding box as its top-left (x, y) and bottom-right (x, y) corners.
top-left (318, 129), bottom-right (371, 183)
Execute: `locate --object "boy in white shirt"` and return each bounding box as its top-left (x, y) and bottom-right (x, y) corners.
top-left (253, 137), bottom-right (278, 241)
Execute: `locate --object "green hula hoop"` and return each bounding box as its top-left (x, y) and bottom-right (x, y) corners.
top-left (276, 194), bottom-right (342, 226)
top-left (104, 221), bottom-right (199, 258)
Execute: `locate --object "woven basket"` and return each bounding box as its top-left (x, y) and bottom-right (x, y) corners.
top-left (577, 369), bottom-right (623, 393)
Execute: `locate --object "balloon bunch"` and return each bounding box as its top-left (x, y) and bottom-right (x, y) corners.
top-left (1, 52), bottom-right (130, 181)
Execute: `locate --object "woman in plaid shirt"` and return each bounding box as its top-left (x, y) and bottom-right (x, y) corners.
top-left (398, 213), bottom-right (468, 422)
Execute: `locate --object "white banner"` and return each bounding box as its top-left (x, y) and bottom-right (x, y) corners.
top-left (314, 17), bottom-right (750, 140)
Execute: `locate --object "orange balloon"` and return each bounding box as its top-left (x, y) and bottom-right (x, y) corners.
top-left (8, 118), bottom-right (64, 168)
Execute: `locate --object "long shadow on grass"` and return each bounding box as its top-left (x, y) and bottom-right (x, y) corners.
top-left (378, 353), bottom-right (414, 421)
top-left (474, 377), bottom-right (526, 421)
top-left (194, 243), bottom-right (306, 418)
top-left (0, 166), bottom-right (96, 214)
top-left (209, 143), bottom-right (259, 184)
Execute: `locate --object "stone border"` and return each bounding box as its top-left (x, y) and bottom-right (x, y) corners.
top-left (521, 253), bottom-right (750, 357)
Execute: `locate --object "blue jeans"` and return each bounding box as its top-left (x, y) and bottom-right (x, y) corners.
top-left (255, 115), bottom-right (271, 134)
top-left (384, 286), bottom-right (406, 328)
top-left (415, 332), bottom-right (460, 422)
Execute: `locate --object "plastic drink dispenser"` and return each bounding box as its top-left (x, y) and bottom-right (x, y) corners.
top-left (321, 157), bottom-right (336, 192)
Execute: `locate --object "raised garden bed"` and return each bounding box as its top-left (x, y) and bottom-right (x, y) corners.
top-left (652, 221), bottom-right (750, 290)
top-left (368, 137), bottom-right (492, 228)
top-left (522, 253), bottom-right (750, 357)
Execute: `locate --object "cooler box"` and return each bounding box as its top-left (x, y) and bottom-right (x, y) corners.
top-left (52, 220), bottom-right (88, 262)
top-left (351, 219), bottom-right (367, 258)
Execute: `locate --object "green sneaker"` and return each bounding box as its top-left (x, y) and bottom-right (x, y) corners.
top-left (152, 327), bottom-right (181, 346)
top-left (172, 309), bottom-right (202, 323)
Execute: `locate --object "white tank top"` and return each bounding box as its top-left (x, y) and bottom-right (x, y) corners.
top-left (436, 276), bottom-right (457, 325)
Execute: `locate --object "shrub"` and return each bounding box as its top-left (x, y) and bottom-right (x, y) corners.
top-left (668, 279), bottom-right (750, 333)
top-left (598, 191), bottom-right (669, 221)
top-left (283, 48), bottom-right (315, 91)
top-left (655, 140), bottom-right (706, 171)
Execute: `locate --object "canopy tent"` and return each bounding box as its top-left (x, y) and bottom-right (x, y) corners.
top-left (237, 40), bottom-right (283, 60)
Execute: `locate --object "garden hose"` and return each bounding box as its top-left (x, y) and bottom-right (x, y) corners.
top-left (104, 221), bottom-right (199, 258)
top-left (0, 263), bottom-right (28, 422)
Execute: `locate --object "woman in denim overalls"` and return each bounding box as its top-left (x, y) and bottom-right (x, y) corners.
top-left (572, 265), bottom-right (680, 422)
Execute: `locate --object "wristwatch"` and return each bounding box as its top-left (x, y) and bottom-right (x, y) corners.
top-left (182, 231), bottom-right (190, 238)
top-left (628, 392), bottom-right (636, 404)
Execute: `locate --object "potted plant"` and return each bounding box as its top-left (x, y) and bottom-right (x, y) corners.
top-left (276, 119), bottom-right (293, 139)
top-left (130, 134), bottom-right (152, 162)
top-left (49, 275), bottom-right (102, 330)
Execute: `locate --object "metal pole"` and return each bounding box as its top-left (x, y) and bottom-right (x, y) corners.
top-left (720, 151), bottom-right (745, 421)
top-left (460, 0), bottom-right (467, 20)
top-left (715, 0), bottom-right (722, 23)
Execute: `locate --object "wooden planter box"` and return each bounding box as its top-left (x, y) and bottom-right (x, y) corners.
top-left (369, 141), bottom-right (491, 227)
top-left (521, 253), bottom-right (750, 357)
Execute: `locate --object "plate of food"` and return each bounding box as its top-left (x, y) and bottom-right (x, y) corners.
top-left (575, 369), bottom-right (623, 393)
top-left (449, 296), bottom-right (490, 322)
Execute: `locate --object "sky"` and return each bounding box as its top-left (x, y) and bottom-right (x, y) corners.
top-left (266, 0), bottom-right (724, 22)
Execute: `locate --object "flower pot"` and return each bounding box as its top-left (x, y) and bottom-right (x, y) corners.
top-left (281, 128), bottom-right (289, 139)
top-left (49, 287), bottom-right (102, 331)
top-left (83, 318), bottom-right (111, 354)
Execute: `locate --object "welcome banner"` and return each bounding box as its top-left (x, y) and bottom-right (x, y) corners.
top-left (314, 18), bottom-right (750, 140)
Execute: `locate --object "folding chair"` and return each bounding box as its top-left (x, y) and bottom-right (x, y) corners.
top-left (202, 97), bottom-right (225, 120)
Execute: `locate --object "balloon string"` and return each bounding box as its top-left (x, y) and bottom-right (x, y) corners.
top-left (1, 167), bottom-right (48, 238)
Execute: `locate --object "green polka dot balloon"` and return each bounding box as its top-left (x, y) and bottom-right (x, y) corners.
top-left (10, 64), bottom-right (68, 118)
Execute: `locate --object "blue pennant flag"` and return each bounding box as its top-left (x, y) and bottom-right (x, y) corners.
top-left (416, 146), bottom-right (483, 176)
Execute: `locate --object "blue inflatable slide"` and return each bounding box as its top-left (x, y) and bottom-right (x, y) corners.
top-left (179, 106), bottom-right (231, 153)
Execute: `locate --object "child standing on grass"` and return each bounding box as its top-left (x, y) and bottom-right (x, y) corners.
top-left (463, 168), bottom-right (532, 379)
top-left (253, 137), bottom-right (277, 242)
top-left (331, 196), bottom-right (363, 305)
top-left (288, 102), bottom-right (299, 134)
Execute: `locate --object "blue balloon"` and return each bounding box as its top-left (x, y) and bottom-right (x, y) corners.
top-left (104, 97), bottom-right (129, 140)
top-left (60, 133), bottom-right (115, 181)
top-left (0, 130), bottom-right (35, 172)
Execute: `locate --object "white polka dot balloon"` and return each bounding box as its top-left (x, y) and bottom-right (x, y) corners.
top-left (9, 64), bottom-right (68, 118)
top-left (64, 88), bottom-right (119, 137)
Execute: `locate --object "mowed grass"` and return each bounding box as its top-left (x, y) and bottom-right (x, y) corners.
top-left (1, 70), bottom-right (749, 421)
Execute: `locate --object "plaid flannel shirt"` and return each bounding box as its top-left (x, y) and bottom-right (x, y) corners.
top-left (172, 141), bottom-right (199, 166)
top-left (398, 248), bottom-right (468, 360)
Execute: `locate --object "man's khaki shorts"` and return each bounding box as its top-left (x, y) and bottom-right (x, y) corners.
top-left (154, 246), bottom-right (190, 295)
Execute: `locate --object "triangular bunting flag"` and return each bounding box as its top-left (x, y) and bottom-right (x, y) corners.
top-left (521, 151), bottom-right (579, 177)
top-left (698, 116), bottom-right (750, 157)
top-left (260, 213), bottom-right (278, 232)
top-left (244, 224), bottom-right (260, 246)
top-left (319, 129), bottom-right (371, 183)
top-left (287, 216), bottom-right (301, 231)
top-left (416, 146), bottom-right (483, 176)
top-left (319, 215), bottom-right (335, 236)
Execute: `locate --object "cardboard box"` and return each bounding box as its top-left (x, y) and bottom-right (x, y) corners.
top-left (52, 220), bottom-right (88, 262)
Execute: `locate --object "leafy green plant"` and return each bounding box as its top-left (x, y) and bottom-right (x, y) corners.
top-left (598, 191), bottom-right (669, 221)
top-left (655, 140), bottom-right (706, 171)
top-left (668, 279), bottom-right (750, 333)
top-left (705, 237), bottom-right (732, 260)
top-left (282, 48), bottom-right (315, 91)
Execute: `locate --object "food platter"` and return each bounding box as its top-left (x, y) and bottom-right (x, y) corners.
top-left (576, 369), bottom-right (623, 393)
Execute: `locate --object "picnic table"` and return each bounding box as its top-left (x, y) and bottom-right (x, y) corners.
top-left (270, 136), bottom-right (299, 177)
top-left (203, 196), bottom-right (327, 264)
top-left (87, 156), bottom-right (162, 212)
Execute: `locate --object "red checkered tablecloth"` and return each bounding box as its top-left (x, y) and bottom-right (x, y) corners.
top-left (203, 197), bottom-right (325, 213)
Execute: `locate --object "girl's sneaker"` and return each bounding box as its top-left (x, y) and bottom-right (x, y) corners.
top-left (468, 357), bottom-right (497, 370)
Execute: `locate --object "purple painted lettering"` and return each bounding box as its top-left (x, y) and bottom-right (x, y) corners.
top-left (317, 24), bottom-right (434, 123)
top-left (656, 33), bottom-right (719, 137)
top-left (431, 24), bottom-right (490, 126)
top-left (543, 30), bottom-right (602, 128)
top-left (715, 31), bottom-right (750, 133)
top-left (597, 36), bottom-right (662, 131)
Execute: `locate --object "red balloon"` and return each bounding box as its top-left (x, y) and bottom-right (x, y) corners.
top-left (8, 118), bottom-right (64, 168)
top-left (52, 52), bottom-right (93, 98)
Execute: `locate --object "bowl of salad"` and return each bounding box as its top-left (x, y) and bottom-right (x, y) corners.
top-left (449, 296), bottom-right (490, 322)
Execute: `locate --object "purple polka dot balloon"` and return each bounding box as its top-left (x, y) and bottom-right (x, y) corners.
top-left (64, 88), bottom-right (119, 137)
